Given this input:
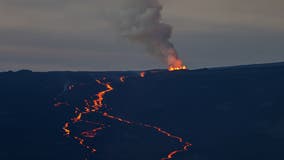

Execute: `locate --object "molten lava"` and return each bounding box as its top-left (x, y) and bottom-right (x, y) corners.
top-left (168, 65), bottom-right (187, 71)
top-left (140, 71), bottom-right (146, 78)
top-left (55, 74), bottom-right (191, 159)
top-left (120, 76), bottom-right (125, 83)
top-left (168, 54), bottom-right (187, 71)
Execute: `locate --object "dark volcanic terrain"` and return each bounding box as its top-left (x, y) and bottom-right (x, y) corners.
top-left (0, 63), bottom-right (284, 160)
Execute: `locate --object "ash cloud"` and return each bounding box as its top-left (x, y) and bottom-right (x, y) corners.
top-left (117, 0), bottom-right (179, 64)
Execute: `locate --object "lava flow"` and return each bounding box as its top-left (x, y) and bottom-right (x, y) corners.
top-left (56, 75), bottom-right (191, 159)
top-left (168, 65), bottom-right (187, 72)
top-left (168, 55), bottom-right (187, 71)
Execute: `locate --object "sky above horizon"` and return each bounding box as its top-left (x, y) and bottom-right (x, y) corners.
top-left (0, 0), bottom-right (284, 71)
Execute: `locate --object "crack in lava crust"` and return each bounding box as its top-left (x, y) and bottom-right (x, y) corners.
top-left (56, 76), bottom-right (192, 159)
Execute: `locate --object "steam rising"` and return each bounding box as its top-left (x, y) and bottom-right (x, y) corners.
top-left (118, 0), bottom-right (184, 68)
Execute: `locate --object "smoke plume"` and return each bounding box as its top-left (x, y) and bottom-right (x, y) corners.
top-left (118, 0), bottom-right (184, 68)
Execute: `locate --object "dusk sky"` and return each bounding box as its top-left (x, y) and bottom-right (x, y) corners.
top-left (0, 0), bottom-right (283, 71)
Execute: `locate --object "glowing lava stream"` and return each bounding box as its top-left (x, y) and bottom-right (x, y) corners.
top-left (59, 76), bottom-right (191, 159)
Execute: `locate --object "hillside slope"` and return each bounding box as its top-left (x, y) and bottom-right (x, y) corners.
top-left (0, 63), bottom-right (283, 160)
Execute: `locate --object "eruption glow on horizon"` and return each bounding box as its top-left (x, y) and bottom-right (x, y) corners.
top-left (118, 0), bottom-right (187, 71)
